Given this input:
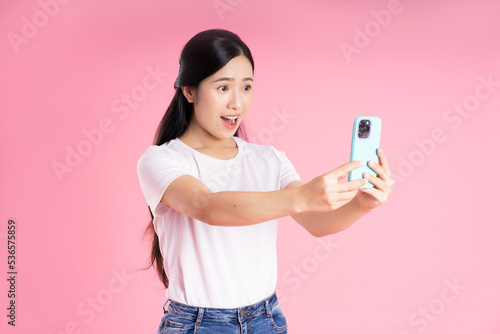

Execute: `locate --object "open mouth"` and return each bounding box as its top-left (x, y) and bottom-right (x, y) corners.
top-left (221, 115), bottom-right (238, 125)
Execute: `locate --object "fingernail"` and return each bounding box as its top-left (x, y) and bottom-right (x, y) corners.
top-left (359, 161), bottom-right (364, 166)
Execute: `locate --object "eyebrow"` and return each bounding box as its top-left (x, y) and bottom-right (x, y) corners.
top-left (211, 77), bottom-right (253, 83)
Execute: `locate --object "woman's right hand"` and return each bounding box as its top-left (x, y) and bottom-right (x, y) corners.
top-left (298, 160), bottom-right (367, 212)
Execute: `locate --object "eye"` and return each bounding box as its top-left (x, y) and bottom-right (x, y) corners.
top-left (218, 85), bottom-right (228, 92)
top-left (243, 85), bottom-right (252, 91)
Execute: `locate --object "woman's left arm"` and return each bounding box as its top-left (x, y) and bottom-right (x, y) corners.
top-left (288, 148), bottom-right (394, 237)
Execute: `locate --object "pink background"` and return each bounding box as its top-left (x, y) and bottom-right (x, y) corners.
top-left (1, 0), bottom-right (499, 333)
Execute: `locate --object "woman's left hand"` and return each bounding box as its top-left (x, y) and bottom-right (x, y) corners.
top-left (354, 148), bottom-right (394, 211)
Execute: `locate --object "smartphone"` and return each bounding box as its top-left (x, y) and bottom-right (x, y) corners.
top-left (348, 116), bottom-right (382, 188)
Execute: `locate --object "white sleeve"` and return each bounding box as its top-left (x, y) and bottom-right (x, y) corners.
top-left (272, 147), bottom-right (302, 190)
top-left (136, 146), bottom-right (189, 215)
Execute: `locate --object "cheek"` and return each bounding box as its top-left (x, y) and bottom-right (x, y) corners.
top-left (200, 90), bottom-right (225, 108)
top-left (194, 101), bottom-right (220, 125)
top-left (248, 93), bottom-right (255, 103)
top-left (194, 93), bottom-right (215, 115)
top-left (244, 93), bottom-right (254, 108)
top-left (194, 107), bottom-right (213, 125)
top-left (246, 88), bottom-right (254, 99)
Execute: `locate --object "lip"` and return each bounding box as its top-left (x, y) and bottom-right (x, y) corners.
top-left (220, 114), bottom-right (240, 129)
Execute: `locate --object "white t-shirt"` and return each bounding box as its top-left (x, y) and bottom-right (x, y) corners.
top-left (136, 136), bottom-right (301, 308)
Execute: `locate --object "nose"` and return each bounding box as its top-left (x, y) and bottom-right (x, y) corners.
top-left (227, 90), bottom-right (242, 111)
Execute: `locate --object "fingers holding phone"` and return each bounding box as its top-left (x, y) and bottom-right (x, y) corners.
top-left (364, 152), bottom-right (394, 190)
top-left (300, 160), bottom-right (367, 212)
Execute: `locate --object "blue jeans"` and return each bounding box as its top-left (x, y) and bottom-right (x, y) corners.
top-left (157, 291), bottom-right (288, 333)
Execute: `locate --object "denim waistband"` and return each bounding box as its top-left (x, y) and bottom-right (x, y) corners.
top-left (163, 291), bottom-right (279, 322)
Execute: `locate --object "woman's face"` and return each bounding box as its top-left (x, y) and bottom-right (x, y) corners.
top-left (183, 55), bottom-right (254, 140)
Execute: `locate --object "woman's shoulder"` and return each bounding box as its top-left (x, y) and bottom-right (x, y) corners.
top-left (138, 139), bottom-right (185, 161)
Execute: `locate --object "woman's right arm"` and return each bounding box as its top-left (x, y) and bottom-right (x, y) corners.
top-left (162, 160), bottom-right (366, 227)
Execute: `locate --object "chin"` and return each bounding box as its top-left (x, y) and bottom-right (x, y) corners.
top-left (212, 129), bottom-right (238, 140)
top-left (225, 130), bottom-right (238, 139)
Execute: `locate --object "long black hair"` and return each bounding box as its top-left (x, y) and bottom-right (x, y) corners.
top-left (142, 29), bottom-right (255, 289)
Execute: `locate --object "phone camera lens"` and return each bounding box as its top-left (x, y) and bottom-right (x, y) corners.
top-left (358, 119), bottom-right (371, 138)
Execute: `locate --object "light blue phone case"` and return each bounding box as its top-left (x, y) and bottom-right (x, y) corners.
top-left (348, 116), bottom-right (382, 188)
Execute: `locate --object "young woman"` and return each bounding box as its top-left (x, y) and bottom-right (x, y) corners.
top-left (137, 29), bottom-right (394, 333)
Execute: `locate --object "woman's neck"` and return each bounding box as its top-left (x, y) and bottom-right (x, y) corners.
top-left (179, 123), bottom-right (237, 150)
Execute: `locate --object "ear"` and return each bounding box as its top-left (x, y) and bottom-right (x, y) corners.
top-left (181, 86), bottom-right (196, 103)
